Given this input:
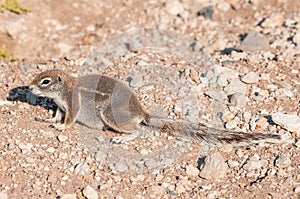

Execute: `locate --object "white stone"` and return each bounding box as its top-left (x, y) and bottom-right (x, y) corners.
top-left (271, 112), bottom-right (300, 134)
top-left (241, 72), bottom-right (259, 84)
top-left (0, 192), bottom-right (8, 199)
top-left (61, 194), bottom-right (76, 199)
top-left (83, 185), bottom-right (98, 199)
top-left (58, 134), bottom-right (68, 142)
top-left (199, 152), bottom-right (227, 180)
top-left (46, 147), bottom-right (55, 153)
top-left (186, 165), bottom-right (199, 176)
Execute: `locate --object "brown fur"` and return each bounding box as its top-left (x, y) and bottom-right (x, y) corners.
top-left (29, 70), bottom-right (289, 145)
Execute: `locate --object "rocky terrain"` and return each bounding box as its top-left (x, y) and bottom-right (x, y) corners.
top-left (0, 0), bottom-right (300, 198)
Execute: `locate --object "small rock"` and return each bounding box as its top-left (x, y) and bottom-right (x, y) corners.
top-left (61, 194), bottom-right (76, 199)
top-left (205, 90), bottom-right (227, 102)
top-left (39, 130), bottom-right (55, 138)
top-left (243, 155), bottom-right (262, 171)
top-left (222, 111), bottom-right (235, 123)
top-left (216, 1), bottom-right (231, 12)
top-left (224, 79), bottom-right (248, 96)
top-left (197, 5), bottom-right (213, 19)
top-left (275, 154), bottom-right (291, 168)
top-left (225, 118), bottom-right (239, 130)
top-left (46, 147), bottom-right (55, 153)
top-left (240, 30), bottom-right (269, 52)
top-left (74, 161), bottom-right (90, 174)
top-left (271, 112), bottom-right (300, 134)
top-left (243, 112), bottom-right (252, 123)
top-left (199, 151), bottom-right (227, 180)
top-left (189, 68), bottom-right (200, 83)
top-left (114, 162), bottom-right (128, 172)
top-left (166, 1), bottom-right (185, 15)
top-left (227, 160), bottom-right (239, 168)
top-left (19, 64), bottom-right (37, 72)
top-left (82, 185), bottom-right (98, 199)
top-left (148, 185), bottom-right (165, 196)
top-left (229, 92), bottom-right (248, 108)
top-left (185, 164), bottom-right (199, 177)
top-left (18, 142), bottom-right (33, 154)
top-left (95, 135), bottom-right (105, 142)
top-left (57, 134), bottom-right (68, 142)
top-left (57, 42), bottom-right (73, 54)
top-left (261, 13), bottom-right (284, 28)
top-left (95, 151), bottom-right (107, 162)
top-left (293, 31), bottom-right (300, 44)
top-left (5, 19), bottom-right (26, 39)
top-left (0, 192), bottom-right (8, 199)
top-left (130, 74), bottom-right (144, 87)
top-left (294, 187), bottom-right (300, 194)
top-left (295, 140), bottom-right (300, 149)
top-left (241, 72), bottom-right (259, 84)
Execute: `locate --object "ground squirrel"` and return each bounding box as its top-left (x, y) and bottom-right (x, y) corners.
top-left (29, 69), bottom-right (290, 146)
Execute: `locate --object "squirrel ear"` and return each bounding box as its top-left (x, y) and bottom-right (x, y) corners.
top-left (58, 76), bottom-right (62, 82)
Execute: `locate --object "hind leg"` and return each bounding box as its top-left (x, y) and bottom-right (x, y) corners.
top-left (110, 129), bottom-right (142, 144)
top-left (99, 105), bottom-right (144, 144)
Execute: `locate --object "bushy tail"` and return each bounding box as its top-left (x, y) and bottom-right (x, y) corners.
top-left (144, 115), bottom-right (291, 146)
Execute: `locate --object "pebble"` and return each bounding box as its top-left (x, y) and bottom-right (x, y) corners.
top-left (129, 74), bottom-right (144, 88)
top-left (275, 154), bottom-right (291, 169)
top-left (95, 151), bottom-right (107, 162)
top-left (61, 194), bottom-right (77, 199)
top-left (166, 1), bottom-right (185, 15)
top-left (271, 112), bottom-right (300, 134)
top-left (148, 185), bottom-right (165, 196)
top-left (57, 42), bottom-right (73, 54)
top-left (205, 90), bottom-right (227, 102)
top-left (0, 192), bottom-right (8, 199)
top-left (189, 68), bottom-right (200, 83)
top-left (240, 30), bottom-right (269, 52)
top-left (227, 159), bottom-right (239, 168)
top-left (241, 72), bottom-right (259, 84)
top-left (229, 92), bottom-right (248, 108)
top-left (199, 151), bottom-right (227, 180)
top-left (224, 79), bottom-right (248, 96)
top-left (114, 162), bottom-right (128, 172)
top-left (293, 31), bottom-right (300, 44)
top-left (74, 161), bottom-right (90, 174)
top-left (82, 185), bottom-right (98, 199)
top-left (18, 142), bottom-right (33, 154)
top-left (222, 111), bottom-right (235, 123)
top-left (185, 164), bottom-right (199, 177)
top-left (243, 155), bottom-right (262, 171)
top-left (39, 130), bottom-right (55, 138)
top-left (46, 147), bottom-right (55, 153)
top-left (261, 13), bottom-right (284, 28)
top-left (57, 134), bottom-right (68, 142)
top-left (294, 187), bottom-right (300, 194)
top-left (5, 19), bottom-right (26, 39)
top-left (197, 5), bottom-right (213, 19)
top-left (216, 1), bottom-right (231, 12)
top-left (225, 118), bottom-right (239, 130)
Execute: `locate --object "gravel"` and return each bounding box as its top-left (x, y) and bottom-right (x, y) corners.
top-left (0, 0), bottom-right (299, 198)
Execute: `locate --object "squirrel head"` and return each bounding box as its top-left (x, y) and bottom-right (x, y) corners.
top-left (29, 70), bottom-right (70, 99)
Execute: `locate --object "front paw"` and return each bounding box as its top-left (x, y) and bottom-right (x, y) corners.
top-left (35, 117), bottom-right (58, 123)
top-left (51, 123), bottom-right (70, 131)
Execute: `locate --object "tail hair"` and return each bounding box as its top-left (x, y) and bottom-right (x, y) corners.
top-left (144, 115), bottom-right (291, 147)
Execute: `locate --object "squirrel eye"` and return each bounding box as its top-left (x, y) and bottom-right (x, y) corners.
top-left (40, 78), bottom-right (51, 86)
